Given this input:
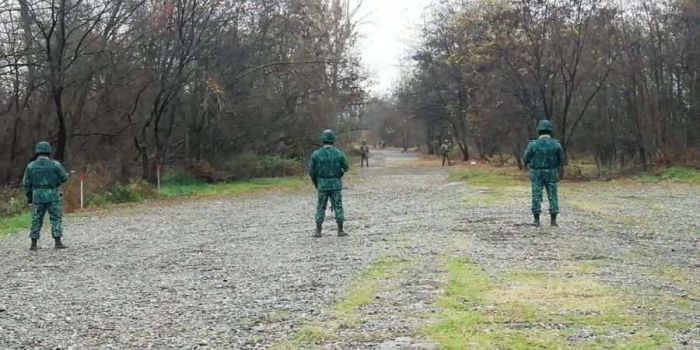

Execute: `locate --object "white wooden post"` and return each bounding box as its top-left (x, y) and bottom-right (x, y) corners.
top-left (79, 174), bottom-right (86, 209)
top-left (157, 165), bottom-right (162, 192)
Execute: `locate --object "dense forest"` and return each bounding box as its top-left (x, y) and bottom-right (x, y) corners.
top-left (0, 0), bottom-right (366, 184)
top-left (2, 0), bottom-right (699, 187)
top-left (395, 0), bottom-right (700, 170)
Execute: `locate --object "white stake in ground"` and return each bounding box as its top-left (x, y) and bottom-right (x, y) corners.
top-left (156, 164), bottom-right (162, 192)
top-left (78, 173), bottom-right (86, 209)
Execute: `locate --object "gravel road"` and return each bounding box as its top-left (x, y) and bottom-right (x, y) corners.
top-left (0, 150), bottom-right (464, 349)
top-left (1, 150), bottom-right (698, 349)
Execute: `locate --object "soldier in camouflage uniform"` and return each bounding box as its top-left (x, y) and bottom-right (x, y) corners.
top-left (440, 140), bottom-right (452, 167)
top-left (523, 120), bottom-right (564, 227)
top-left (23, 141), bottom-right (70, 250)
top-left (360, 140), bottom-right (370, 167)
top-left (310, 130), bottom-right (350, 238)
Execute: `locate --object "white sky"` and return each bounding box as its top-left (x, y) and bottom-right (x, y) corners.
top-left (352, 0), bottom-right (433, 95)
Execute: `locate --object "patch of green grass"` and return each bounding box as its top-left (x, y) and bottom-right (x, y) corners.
top-left (449, 168), bottom-right (523, 187)
top-left (335, 256), bottom-right (405, 316)
top-left (654, 265), bottom-right (688, 283)
top-left (425, 259), bottom-right (677, 350)
top-left (444, 257), bottom-right (490, 301)
top-left (636, 167), bottom-right (700, 184)
top-left (635, 174), bottom-right (661, 184)
top-left (293, 325), bottom-right (333, 344)
top-left (658, 167), bottom-right (700, 184)
top-left (0, 212), bottom-right (31, 236)
top-left (159, 177), bottom-right (306, 198)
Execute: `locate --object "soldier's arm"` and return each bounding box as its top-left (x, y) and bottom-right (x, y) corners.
top-left (523, 143), bottom-right (533, 165)
top-left (22, 165), bottom-right (32, 202)
top-left (309, 154), bottom-right (318, 188)
top-left (556, 142), bottom-right (564, 168)
top-left (56, 161), bottom-right (69, 183)
top-left (340, 152), bottom-right (350, 175)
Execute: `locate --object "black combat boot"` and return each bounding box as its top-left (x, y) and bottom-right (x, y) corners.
top-left (533, 214), bottom-right (541, 227)
top-left (551, 213), bottom-right (558, 227)
top-left (337, 222), bottom-right (347, 237)
top-left (30, 239), bottom-right (38, 251)
top-left (314, 222), bottom-right (322, 238)
top-left (54, 237), bottom-right (67, 249)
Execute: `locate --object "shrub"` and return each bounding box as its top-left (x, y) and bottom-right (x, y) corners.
top-left (346, 146), bottom-right (364, 157)
top-left (162, 172), bottom-right (199, 186)
top-left (185, 160), bottom-right (221, 183)
top-left (86, 181), bottom-right (156, 207)
top-left (0, 187), bottom-right (27, 218)
top-left (222, 155), bottom-right (304, 181)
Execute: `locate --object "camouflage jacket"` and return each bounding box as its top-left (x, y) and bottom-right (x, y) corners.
top-left (440, 143), bottom-right (451, 156)
top-left (523, 135), bottom-right (564, 170)
top-left (360, 145), bottom-right (370, 156)
top-left (23, 157), bottom-right (69, 204)
top-left (310, 146), bottom-right (349, 191)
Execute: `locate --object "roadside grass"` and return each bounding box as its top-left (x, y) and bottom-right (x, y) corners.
top-left (0, 212), bottom-right (31, 236)
top-left (636, 167), bottom-right (700, 184)
top-left (425, 258), bottom-right (679, 350)
top-left (159, 177), bottom-right (306, 198)
top-left (0, 176), bottom-right (307, 236)
top-left (271, 256), bottom-right (408, 349)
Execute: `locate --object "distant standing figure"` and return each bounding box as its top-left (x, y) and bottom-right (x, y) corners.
top-left (523, 120), bottom-right (564, 227)
top-left (23, 141), bottom-right (69, 250)
top-left (360, 140), bottom-right (370, 167)
top-left (310, 130), bottom-right (350, 238)
top-left (440, 140), bottom-right (452, 167)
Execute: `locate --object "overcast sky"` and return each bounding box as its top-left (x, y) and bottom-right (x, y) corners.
top-left (352, 0), bottom-right (433, 95)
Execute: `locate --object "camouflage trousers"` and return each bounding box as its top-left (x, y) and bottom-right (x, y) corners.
top-left (442, 154), bottom-right (451, 167)
top-left (30, 202), bottom-right (63, 239)
top-left (531, 169), bottom-right (559, 214)
top-left (315, 190), bottom-right (345, 223)
top-left (360, 154), bottom-right (369, 167)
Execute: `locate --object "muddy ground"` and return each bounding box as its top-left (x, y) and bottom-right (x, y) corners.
top-left (0, 150), bottom-right (698, 349)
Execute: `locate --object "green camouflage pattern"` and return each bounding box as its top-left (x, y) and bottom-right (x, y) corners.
top-left (321, 129), bottom-right (337, 143)
top-left (523, 136), bottom-right (563, 170)
top-left (530, 169), bottom-right (559, 214)
top-left (310, 145), bottom-right (348, 224)
top-left (536, 119), bottom-right (555, 133)
top-left (30, 202), bottom-right (64, 239)
top-left (310, 146), bottom-right (349, 191)
top-left (441, 142), bottom-right (452, 166)
top-left (524, 135), bottom-right (563, 214)
top-left (35, 141), bottom-right (52, 154)
top-left (315, 190), bottom-right (345, 223)
top-left (360, 144), bottom-right (369, 156)
top-left (360, 144), bottom-right (370, 167)
top-left (22, 157), bottom-right (69, 204)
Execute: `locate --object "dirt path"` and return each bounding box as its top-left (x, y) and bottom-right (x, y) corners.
top-left (1, 150), bottom-right (698, 349)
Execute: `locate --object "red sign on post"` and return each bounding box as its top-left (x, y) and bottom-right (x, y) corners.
top-left (156, 165), bottom-right (162, 172)
top-left (78, 174), bottom-right (86, 181)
